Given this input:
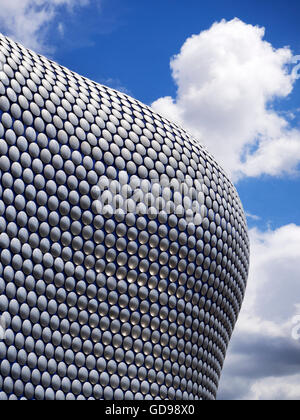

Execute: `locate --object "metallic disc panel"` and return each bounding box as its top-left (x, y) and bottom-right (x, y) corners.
top-left (0, 33), bottom-right (249, 400)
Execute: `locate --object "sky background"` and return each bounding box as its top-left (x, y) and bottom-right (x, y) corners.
top-left (0, 0), bottom-right (300, 400)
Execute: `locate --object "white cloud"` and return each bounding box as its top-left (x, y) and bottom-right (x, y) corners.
top-left (246, 374), bottom-right (300, 400)
top-left (0, 0), bottom-right (90, 52)
top-left (218, 224), bottom-right (300, 400)
top-left (245, 212), bottom-right (261, 221)
top-left (152, 18), bottom-right (300, 181)
top-left (58, 22), bottom-right (65, 37)
top-left (240, 224), bottom-right (300, 328)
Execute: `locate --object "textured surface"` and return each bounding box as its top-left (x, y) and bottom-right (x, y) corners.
top-left (0, 33), bottom-right (249, 400)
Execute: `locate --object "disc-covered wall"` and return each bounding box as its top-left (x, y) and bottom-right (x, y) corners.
top-left (0, 33), bottom-right (249, 400)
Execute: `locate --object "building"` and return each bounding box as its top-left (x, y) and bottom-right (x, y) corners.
top-left (0, 33), bottom-right (249, 400)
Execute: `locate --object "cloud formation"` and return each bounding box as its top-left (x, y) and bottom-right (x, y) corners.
top-left (0, 0), bottom-right (90, 52)
top-left (152, 18), bottom-right (300, 181)
top-left (218, 224), bottom-right (300, 400)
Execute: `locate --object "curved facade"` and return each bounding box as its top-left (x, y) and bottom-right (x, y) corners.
top-left (0, 33), bottom-right (250, 400)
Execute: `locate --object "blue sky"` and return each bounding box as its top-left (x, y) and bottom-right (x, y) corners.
top-left (1, 0), bottom-right (300, 400)
top-left (49, 0), bottom-right (300, 232)
top-left (54, 0), bottom-right (300, 102)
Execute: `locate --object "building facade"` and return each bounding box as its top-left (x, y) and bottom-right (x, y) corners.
top-left (0, 34), bottom-right (249, 400)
